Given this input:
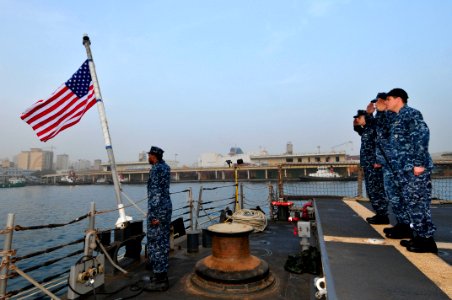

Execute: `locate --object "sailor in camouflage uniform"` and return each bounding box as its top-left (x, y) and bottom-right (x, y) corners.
top-left (384, 88), bottom-right (437, 253)
top-left (374, 94), bottom-right (413, 239)
top-left (353, 104), bottom-right (388, 225)
top-left (144, 146), bottom-right (172, 291)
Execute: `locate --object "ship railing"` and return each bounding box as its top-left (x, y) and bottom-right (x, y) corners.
top-left (192, 183), bottom-right (274, 230)
top-left (0, 187), bottom-right (195, 299)
top-left (194, 184), bottom-right (237, 229)
top-left (278, 162), bottom-right (452, 202)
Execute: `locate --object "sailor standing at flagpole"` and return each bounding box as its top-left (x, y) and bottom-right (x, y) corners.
top-left (144, 146), bottom-right (172, 292)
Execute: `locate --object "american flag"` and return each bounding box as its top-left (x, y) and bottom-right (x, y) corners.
top-left (20, 60), bottom-right (97, 142)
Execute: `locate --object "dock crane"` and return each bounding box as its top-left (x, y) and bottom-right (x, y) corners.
top-left (331, 141), bottom-right (353, 153)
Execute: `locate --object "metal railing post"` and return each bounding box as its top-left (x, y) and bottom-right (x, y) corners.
top-left (88, 202), bottom-right (96, 231)
top-left (0, 213), bottom-right (15, 297)
top-left (357, 168), bottom-right (363, 198)
top-left (268, 183), bottom-right (274, 218)
top-left (195, 186), bottom-right (203, 230)
top-left (188, 188), bottom-right (193, 230)
top-left (84, 202), bottom-right (96, 258)
top-left (240, 183), bottom-right (244, 209)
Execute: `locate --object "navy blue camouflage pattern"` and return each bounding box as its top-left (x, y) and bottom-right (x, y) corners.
top-left (358, 113), bottom-right (388, 215)
top-left (375, 111), bottom-right (410, 224)
top-left (387, 105), bottom-right (435, 238)
top-left (147, 160), bottom-right (172, 273)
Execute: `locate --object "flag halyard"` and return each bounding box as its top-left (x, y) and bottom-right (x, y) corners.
top-left (20, 60), bottom-right (96, 142)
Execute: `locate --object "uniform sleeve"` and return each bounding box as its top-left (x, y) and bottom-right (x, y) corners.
top-left (408, 112), bottom-right (430, 167)
top-left (148, 164), bottom-right (171, 222)
top-left (148, 165), bottom-right (164, 218)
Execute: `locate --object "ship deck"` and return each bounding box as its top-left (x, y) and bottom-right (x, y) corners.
top-left (86, 198), bottom-right (452, 300)
top-left (315, 198), bottom-right (451, 300)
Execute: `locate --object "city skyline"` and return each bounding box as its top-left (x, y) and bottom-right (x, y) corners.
top-left (1, 1), bottom-right (452, 165)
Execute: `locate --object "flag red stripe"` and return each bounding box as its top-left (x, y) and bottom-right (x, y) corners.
top-left (29, 90), bottom-right (77, 128)
top-left (27, 84), bottom-right (94, 126)
top-left (41, 99), bottom-right (97, 142)
top-left (38, 92), bottom-right (96, 139)
top-left (20, 85), bottom-right (70, 120)
top-left (36, 89), bottom-right (96, 140)
top-left (30, 85), bottom-right (94, 130)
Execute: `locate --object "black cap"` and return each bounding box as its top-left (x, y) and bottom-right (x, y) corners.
top-left (148, 146), bottom-right (164, 156)
top-left (371, 92), bottom-right (387, 103)
top-left (353, 110), bottom-right (367, 118)
top-left (386, 88), bottom-right (408, 102)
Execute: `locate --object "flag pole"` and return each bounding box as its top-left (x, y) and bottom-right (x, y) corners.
top-left (82, 34), bottom-right (132, 228)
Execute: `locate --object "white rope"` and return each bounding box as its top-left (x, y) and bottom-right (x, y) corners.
top-left (231, 209), bottom-right (267, 232)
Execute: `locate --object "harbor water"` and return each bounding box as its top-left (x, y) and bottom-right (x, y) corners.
top-left (0, 182), bottom-right (271, 294)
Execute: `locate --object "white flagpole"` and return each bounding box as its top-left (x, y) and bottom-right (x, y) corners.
top-left (82, 34), bottom-right (132, 228)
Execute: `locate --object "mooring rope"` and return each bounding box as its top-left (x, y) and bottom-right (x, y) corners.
top-left (232, 209), bottom-right (267, 232)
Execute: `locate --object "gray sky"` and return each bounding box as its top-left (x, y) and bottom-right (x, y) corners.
top-left (1, 0), bottom-right (452, 165)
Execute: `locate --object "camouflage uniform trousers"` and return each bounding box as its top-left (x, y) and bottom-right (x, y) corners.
top-left (363, 165), bottom-right (388, 215)
top-left (147, 219), bottom-right (171, 273)
top-left (382, 167), bottom-right (411, 225)
top-left (399, 170), bottom-right (436, 238)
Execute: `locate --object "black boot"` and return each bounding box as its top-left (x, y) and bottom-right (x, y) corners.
top-left (366, 214), bottom-right (390, 225)
top-left (384, 222), bottom-right (406, 234)
top-left (400, 239), bottom-right (414, 247)
top-left (407, 237), bottom-right (438, 254)
top-left (144, 272), bottom-right (169, 291)
top-left (385, 223), bottom-right (413, 239)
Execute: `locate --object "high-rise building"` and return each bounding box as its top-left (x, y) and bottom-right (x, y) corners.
top-left (138, 151), bottom-right (147, 162)
top-left (72, 159), bottom-right (91, 171)
top-left (93, 159), bottom-right (102, 170)
top-left (16, 148), bottom-right (53, 171)
top-left (56, 154), bottom-right (70, 171)
top-left (1, 159), bottom-right (13, 168)
top-left (16, 152), bottom-right (30, 170)
top-left (286, 142), bottom-right (293, 155)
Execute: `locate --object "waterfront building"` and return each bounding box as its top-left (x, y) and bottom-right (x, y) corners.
top-left (16, 148), bottom-right (53, 171)
top-left (1, 159), bottom-right (14, 168)
top-left (93, 159), bottom-right (102, 170)
top-left (72, 159), bottom-right (91, 171)
top-left (138, 151), bottom-right (147, 162)
top-left (55, 154), bottom-right (70, 171)
top-left (250, 152), bottom-right (347, 166)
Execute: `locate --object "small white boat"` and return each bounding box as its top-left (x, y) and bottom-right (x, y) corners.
top-left (298, 166), bottom-right (356, 181)
top-left (308, 166), bottom-right (341, 178)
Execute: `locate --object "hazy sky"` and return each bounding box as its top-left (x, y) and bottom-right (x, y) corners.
top-left (1, 0), bottom-right (451, 165)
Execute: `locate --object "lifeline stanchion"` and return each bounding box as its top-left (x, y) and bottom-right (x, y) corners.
top-left (0, 213), bottom-right (15, 297)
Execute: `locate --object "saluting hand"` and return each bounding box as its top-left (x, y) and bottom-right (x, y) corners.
top-left (413, 166), bottom-right (425, 176)
top-left (366, 102), bottom-right (375, 114)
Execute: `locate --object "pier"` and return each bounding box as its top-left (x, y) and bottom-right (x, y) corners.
top-left (41, 162), bottom-right (362, 184)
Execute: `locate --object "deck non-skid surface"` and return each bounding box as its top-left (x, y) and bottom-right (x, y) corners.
top-left (316, 198), bottom-right (452, 300)
top-left (95, 222), bottom-right (315, 300)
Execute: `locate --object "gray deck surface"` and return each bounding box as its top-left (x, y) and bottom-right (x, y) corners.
top-left (316, 198), bottom-right (451, 300)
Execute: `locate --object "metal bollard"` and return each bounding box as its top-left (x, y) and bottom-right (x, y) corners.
top-left (187, 230), bottom-right (200, 253)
